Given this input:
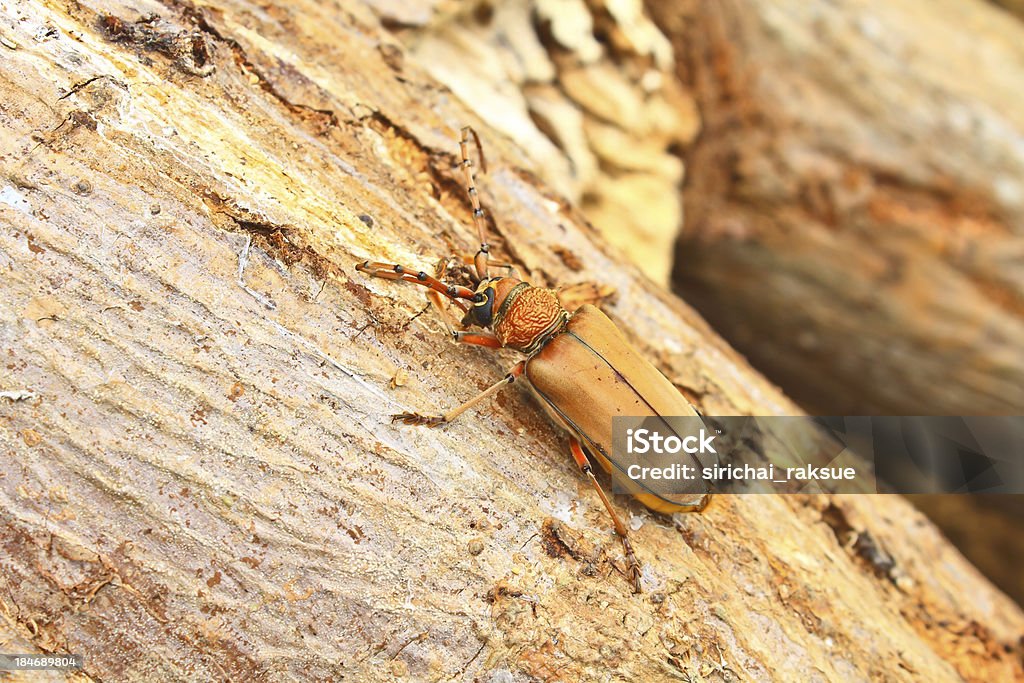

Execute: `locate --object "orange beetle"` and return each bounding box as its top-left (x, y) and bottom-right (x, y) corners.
top-left (356, 128), bottom-right (709, 592)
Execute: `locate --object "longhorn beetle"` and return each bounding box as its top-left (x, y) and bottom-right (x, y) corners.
top-left (356, 127), bottom-right (710, 592)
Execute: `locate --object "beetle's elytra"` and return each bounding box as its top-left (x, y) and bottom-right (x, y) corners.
top-left (355, 127), bottom-right (709, 592)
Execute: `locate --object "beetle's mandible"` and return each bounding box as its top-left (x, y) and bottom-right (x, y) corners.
top-left (355, 127), bottom-right (710, 593)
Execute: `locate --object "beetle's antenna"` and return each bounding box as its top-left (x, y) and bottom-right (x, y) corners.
top-left (459, 126), bottom-right (490, 282)
top-left (356, 261), bottom-right (475, 312)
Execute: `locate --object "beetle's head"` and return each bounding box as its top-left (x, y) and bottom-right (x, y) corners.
top-left (461, 277), bottom-right (519, 330)
top-left (463, 277), bottom-right (569, 353)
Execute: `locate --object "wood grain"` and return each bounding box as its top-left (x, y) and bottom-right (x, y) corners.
top-left (1, 0), bottom-right (1021, 680)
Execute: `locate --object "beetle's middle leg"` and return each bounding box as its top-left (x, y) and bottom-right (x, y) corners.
top-left (569, 436), bottom-right (643, 593)
top-left (557, 282), bottom-right (617, 312)
top-left (393, 360), bottom-right (525, 427)
top-left (452, 331), bottom-right (502, 348)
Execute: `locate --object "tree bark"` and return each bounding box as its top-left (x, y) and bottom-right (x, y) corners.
top-left (1, 1), bottom-right (1022, 681)
top-left (989, 0), bottom-right (1024, 20)
top-left (658, 0), bottom-right (1024, 417)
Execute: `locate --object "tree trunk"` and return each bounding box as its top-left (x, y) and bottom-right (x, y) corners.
top-left (989, 0), bottom-right (1024, 20)
top-left (658, 0), bottom-right (1024, 417)
top-left (1, 1), bottom-right (1021, 681)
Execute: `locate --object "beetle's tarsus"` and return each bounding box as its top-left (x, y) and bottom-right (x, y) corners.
top-left (620, 537), bottom-right (643, 594)
top-left (392, 412), bottom-right (446, 427)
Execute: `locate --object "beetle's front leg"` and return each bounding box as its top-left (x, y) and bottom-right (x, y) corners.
top-left (425, 258), bottom-right (468, 339)
top-left (569, 437), bottom-right (643, 593)
top-left (393, 361), bottom-right (525, 427)
top-left (452, 331), bottom-right (502, 349)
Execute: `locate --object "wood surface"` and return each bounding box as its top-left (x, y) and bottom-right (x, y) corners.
top-left (657, 0), bottom-right (1024, 416)
top-left (1, 1), bottom-right (1022, 680)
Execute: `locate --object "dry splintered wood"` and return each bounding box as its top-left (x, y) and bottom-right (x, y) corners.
top-left (656, 0), bottom-right (1024, 417)
top-left (390, 0), bottom-right (700, 287)
top-left (0, 1), bottom-right (1022, 681)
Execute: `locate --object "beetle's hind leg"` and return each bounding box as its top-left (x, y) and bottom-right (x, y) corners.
top-left (569, 437), bottom-right (643, 593)
top-left (393, 360), bottom-right (525, 427)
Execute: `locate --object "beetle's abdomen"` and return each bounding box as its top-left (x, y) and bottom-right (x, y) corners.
top-left (525, 305), bottom-right (709, 513)
top-left (494, 286), bottom-right (567, 353)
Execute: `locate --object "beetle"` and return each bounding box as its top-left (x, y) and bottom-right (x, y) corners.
top-left (355, 127), bottom-right (710, 592)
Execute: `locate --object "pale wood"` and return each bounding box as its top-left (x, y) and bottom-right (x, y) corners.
top-left (0, 1), bottom-right (1022, 681)
top-left (391, 0), bottom-right (700, 286)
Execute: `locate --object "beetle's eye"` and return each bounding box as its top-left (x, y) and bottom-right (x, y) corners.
top-left (470, 286), bottom-right (495, 326)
